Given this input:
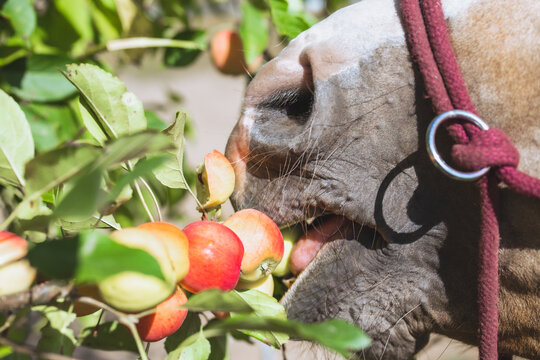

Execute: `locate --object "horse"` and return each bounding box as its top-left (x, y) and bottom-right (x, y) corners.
top-left (225, 0), bottom-right (540, 358)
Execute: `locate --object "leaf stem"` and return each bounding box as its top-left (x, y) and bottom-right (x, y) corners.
top-left (133, 180), bottom-right (155, 222)
top-left (139, 178), bottom-right (162, 222)
top-left (79, 37), bottom-right (205, 59)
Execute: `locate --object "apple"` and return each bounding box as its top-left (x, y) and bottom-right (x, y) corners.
top-left (136, 286), bottom-right (188, 342)
top-left (180, 221), bottom-right (244, 293)
top-left (272, 226), bottom-right (301, 277)
top-left (210, 29), bottom-right (247, 75)
top-left (73, 283), bottom-right (103, 317)
top-left (236, 274), bottom-right (274, 297)
top-left (196, 150), bottom-right (235, 211)
top-left (97, 228), bottom-right (176, 312)
top-left (0, 260), bottom-right (36, 296)
top-left (0, 231), bottom-right (28, 266)
top-left (138, 222), bottom-right (190, 283)
top-left (0, 232), bottom-right (36, 296)
top-left (223, 209), bottom-right (284, 282)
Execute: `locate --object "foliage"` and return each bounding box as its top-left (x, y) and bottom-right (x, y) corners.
top-left (0, 0), bottom-right (366, 359)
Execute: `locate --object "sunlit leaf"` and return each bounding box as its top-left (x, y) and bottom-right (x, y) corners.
top-left (63, 63), bottom-right (146, 143)
top-left (210, 316), bottom-right (371, 357)
top-left (269, 0), bottom-right (316, 38)
top-left (33, 303), bottom-right (77, 356)
top-left (232, 290), bottom-right (288, 347)
top-left (0, 90), bottom-right (34, 187)
top-left (182, 290), bottom-right (253, 313)
top-left (169, 327), bottom-right (210, 360)
top-left (240, 2), bottom-right (268, 65)
top-left (153, 112), bottom-right (188, 189)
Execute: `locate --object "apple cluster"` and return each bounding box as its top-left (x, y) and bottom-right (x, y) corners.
top-left (0, 150), bottom-right (304, 343)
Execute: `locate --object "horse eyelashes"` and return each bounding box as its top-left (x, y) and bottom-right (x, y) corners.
top-left (258, 88), bottom-right (314, 124)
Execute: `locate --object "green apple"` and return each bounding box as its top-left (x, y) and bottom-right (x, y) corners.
top-left (272, 226), bottom-right (301, 277)
top-left (97, 228), bottom-right (176, 312)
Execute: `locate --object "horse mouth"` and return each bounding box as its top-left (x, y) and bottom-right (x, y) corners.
top-left (278, 208), bottom-right (385, 289)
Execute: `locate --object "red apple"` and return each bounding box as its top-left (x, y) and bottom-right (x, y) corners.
top-left (136, 286), bottom-right (188, 342)
top-left (0, 232), bottom-right (36, 296)
top-left (196, 150), bottom-right (235, 211)
top-left (180, 221), bottom-right (244, 293)
top-left (0, 231), bottom-right (27, 266)
top-left (138, 222), bottom-right (190, 283)
top-left (97, 228), bottom-right (177, 312)
top-left (210, 29), bottom-right (247, 75)
top-left (223, 209), bottom-right (284, 282)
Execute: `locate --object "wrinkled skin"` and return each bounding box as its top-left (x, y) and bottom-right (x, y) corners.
top-left (226, 0), bottom-right (540, 358)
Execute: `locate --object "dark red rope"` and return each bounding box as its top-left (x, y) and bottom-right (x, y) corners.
top-left (400, 1), bottom-right (540, 359)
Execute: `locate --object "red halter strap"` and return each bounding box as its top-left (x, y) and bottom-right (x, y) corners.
top-left (400, 1), bottom-right (540, 359)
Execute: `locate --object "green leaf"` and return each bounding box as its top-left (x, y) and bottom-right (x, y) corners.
top-left (171, 327), bottom-right (211, 360)
top-left (27, 232), bottom-right (166, 282)
top-left (153, 112), bottom-right (188, 189)
top-left (54, 0), bottom-right (93, 54)
top-left (63, 63), bottom-right (146, 143)
top-left (3, 55), bottom-right (77, 102)
top-left (75, 231), bottom-right (166, 282)
top-left (33, 303), bottom-right (77, 356)
top-left (89, 0), bottom-right (122, 41)
top-left (95, 131), bottom-right (174, 168)
top-left (24, 144), bottom-right (100, 199)
top-left (59, 214), bottom-right (120, 234)
top-left (208, 335), bottom-right (229, 360)
top-left (210, 316), bottom-right (371, 358)
top-left (240, 2), bottom-right (269, 65)
top-left (105, 156), bottom-right (167, 205)
top-left (1, 0), bottom-right (36, 39)
top-left (0, 90), bottom-right (34, 187)
top-left (21, 103), bottom-right (80, 152)
top-left (54, 168), bottom-right (104, 222)
top-left (79, 321), bottom-right (138, 353)
top-left (164, 29), bottom-right (206, 67)
top-left (183, 290), bottom-right (253, 313)
top-left (269, 0), bottom-right (315, 38)
top-left (165, 312), bottom-right (201, 354)
top-left (231, 290), bottom-right (288, 348)
top-left (145, 111), bottom-right (167, 131)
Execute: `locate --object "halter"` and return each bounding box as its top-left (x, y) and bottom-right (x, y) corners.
top-left (400, 1), bottom-right (540, 359)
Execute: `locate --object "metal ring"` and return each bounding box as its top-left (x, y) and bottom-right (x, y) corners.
top-left (426, 110), bottom-right (490, 181)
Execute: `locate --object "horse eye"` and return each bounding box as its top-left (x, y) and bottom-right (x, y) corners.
top-left (258, 88), bottom-right (314, 123)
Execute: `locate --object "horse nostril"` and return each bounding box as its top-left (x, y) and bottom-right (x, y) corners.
top-left (258, 87), bottom-right (314, 125)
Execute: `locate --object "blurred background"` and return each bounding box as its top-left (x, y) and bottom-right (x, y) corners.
top-left (0, 0), bottom-right (479, 358)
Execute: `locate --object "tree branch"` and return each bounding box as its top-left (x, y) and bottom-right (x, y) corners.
top-left (0, 280), bottom-right (73, 313)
